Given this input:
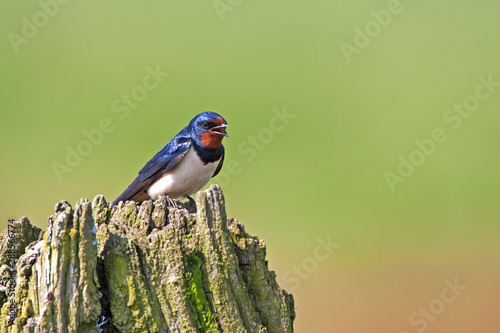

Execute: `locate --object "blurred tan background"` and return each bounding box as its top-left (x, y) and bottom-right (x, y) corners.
top-left (1, 1), bottom-right (499, 332)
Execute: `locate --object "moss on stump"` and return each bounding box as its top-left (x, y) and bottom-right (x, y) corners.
top-left (0, 185), bottom-right (295, 332)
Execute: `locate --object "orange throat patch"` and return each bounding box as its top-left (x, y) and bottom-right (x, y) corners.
top-left (201, 131), bottom-right (224, 149)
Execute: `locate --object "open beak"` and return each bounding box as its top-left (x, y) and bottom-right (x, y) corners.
top-left (210, 124), bottom-right (229, 137)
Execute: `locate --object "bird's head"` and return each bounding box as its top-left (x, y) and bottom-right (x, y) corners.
top-left (190, 112), bottom-right (228, 149)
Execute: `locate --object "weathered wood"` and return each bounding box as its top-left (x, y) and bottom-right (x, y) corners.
top-left (0, 185), bottom-right (295, 332)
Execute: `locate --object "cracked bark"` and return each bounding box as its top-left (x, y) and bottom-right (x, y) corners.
top-left (0, 185), bottom-right (295, 332)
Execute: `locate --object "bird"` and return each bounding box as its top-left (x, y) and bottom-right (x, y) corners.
top-left (113, 112), bottom-right (228, 206)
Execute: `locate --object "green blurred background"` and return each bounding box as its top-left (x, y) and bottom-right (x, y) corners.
top-left (1, 0), bottom-right (499, 332)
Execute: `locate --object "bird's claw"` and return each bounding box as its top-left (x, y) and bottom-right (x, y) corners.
top-left (166, 196), bottom-right (179, 208)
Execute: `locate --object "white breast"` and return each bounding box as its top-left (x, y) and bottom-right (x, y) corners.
top-left (147, 147), bottom-right (220, 200)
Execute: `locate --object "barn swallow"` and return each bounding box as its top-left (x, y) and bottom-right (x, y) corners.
top-left (113, 112), bottom-right (228, 206)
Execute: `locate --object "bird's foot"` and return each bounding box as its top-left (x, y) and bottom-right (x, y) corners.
top-left (166, 196), bottom-right (179, 208)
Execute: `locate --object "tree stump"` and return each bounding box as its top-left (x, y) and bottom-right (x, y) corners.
top-left (0, 185), bottom-right (295, 332)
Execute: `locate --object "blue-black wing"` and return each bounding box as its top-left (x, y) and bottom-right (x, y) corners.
top-left (113, 135), bottom-right (191, 204)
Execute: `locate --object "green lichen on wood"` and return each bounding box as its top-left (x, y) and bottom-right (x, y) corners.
top-left (187, 254), bottom-right (218, 332)
top-left (0, 185), bottom-right (295, 332)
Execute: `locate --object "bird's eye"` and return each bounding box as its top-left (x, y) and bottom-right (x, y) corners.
top-left (201, 121), bottom-right (210, 129)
